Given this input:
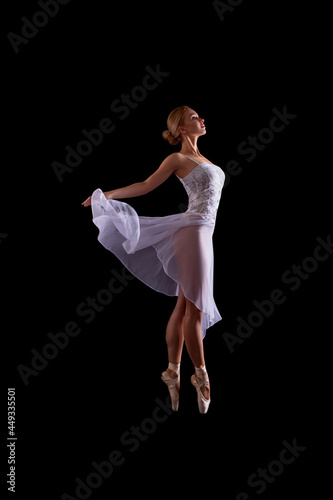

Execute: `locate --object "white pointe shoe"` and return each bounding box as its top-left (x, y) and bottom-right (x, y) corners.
top-left (191, 371), bottom-right (211, 414)
top-left (161, 370), bottom-right (180, 411)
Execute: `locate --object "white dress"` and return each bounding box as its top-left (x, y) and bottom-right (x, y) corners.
top-left (91, 154), bottom-right (225, 338)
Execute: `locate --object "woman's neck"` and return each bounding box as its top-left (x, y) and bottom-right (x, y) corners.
top-left (180, 136), bottom-right (202, 157)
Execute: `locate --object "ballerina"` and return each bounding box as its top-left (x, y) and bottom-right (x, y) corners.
top-left (82, 105), bottom-right (225, 413)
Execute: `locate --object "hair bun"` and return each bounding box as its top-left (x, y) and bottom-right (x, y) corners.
top-left (162, 106), bottom-right (188, 146)
top-left (162, 129), bottom-right (181, 146)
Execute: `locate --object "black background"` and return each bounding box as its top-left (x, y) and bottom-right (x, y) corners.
top-left (2, 1), bottom-right (331, 498)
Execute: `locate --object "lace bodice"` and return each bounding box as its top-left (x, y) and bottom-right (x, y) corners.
top-left (177, 162), bottom-right (225, 223)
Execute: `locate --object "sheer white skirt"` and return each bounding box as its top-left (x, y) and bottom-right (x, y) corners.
top-left (91, 189), bottom-right (222, 337)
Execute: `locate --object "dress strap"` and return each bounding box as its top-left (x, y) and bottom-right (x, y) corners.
top-left (181, 154), bottom-right (200, 165)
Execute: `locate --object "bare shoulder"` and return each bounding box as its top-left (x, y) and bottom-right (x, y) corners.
top-left (162, 152), bottom-right (182, 163)
top-left (143, 153), bottom-right (184, 191)
top-left (161, 152), bottom-right (186, 169)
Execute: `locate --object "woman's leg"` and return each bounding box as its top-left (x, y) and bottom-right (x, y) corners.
top-left (183, 298), bottom-right (204, 366)
top-left (165, 286), bottom-right (186, 364)
top-left (162, 287), bottom-right (186, 411)
top-left (165, 285), bottom-right (210, 403)
top-left (183, 298), bottom-right (210, 400)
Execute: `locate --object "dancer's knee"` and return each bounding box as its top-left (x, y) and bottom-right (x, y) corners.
top-left (185, 299), bottom-right (203, 321)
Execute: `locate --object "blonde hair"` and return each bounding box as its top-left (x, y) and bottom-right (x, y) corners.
top-left (162, 106), bottom-right (188, 145)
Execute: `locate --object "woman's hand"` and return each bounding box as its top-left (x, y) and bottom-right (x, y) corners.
top-left (82, 191), bottom-right (113, 206)
top-left (81, 196), bottom-right (92, 207)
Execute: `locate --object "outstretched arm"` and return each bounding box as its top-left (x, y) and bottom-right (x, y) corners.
top-left (82, 155), bottom-right (178, 207)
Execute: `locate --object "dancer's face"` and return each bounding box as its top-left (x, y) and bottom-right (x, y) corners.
top-left (179, 108), bottom-right (206, 138)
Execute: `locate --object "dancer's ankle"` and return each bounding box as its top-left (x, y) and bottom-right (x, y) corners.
top-left (195, 365), bottom-right (210, 398)
top-left (195, 364), bottom-right (208, 378)
top-left (167, 362), bottom-right (180, 377)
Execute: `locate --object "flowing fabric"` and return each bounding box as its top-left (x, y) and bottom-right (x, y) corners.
top-left (91, 158), bottom-right (225, 337)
